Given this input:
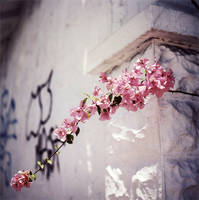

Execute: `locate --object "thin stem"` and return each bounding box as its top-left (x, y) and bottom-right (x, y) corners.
top-left (33, 140), bottom-right (66, 175)
top-left (33, 120), bottom-right (81, 175)
top-left (169, 90), bottom-right (199, 97)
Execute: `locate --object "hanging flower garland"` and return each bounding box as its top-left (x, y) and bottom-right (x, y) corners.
top-left (10, 58), bottom-right (175, 191)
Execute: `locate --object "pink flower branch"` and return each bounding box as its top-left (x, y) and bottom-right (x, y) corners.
top-left (10, 58), bottom-right (176, 191)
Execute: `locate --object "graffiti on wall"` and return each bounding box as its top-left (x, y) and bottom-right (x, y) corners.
top-left (0, 89), bottom-right (17, 186)
top-left (25, 70), bottom-right (60, 179)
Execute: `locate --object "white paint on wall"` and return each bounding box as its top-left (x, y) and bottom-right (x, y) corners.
top-left (87, 160), bottom-right (93, 173)
top-left (81, 0), bottom-right (86, 6)
top-left (109, 120), bottom-right (146, 142)
top-left (83, 49), bottom-right (88, 74)
top-left (86, 143), bottom-right (92, 157)
top-left (107, 145), bottom-right (114, 154)
top-left (88, 184), bottom-right (92, 196)
top-left (86, 144), bottom-right (92, 173)
top-left (105, 165), bottom-right (129, 199)
top-left (130, 164), bottom-right (162, 200)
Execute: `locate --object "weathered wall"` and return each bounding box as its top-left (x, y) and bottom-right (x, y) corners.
top-left (0, 0), bottom-right (199, 200)
top-left (105, 45), bottom-right (199, 200)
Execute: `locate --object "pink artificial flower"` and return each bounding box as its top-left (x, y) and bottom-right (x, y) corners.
top-left (10, 170), bottom-right (31, 191)
top-left (93, 86), bottom-right (100, 96)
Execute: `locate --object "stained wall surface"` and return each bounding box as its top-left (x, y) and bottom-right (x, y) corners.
top-left (106, 45), bottom-right (199, 200)
top-left (0, 0), bottom-right (199, 200)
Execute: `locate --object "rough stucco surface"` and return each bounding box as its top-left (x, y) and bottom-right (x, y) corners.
top-left (105, 45), bottom-right (199, 200)
top-left (158, 46), bottom-right (199, 200)
top-left (0, 0), bottom-right (199, 200)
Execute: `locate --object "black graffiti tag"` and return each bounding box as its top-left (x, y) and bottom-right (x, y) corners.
top-left (25, 70), bottom-right (60, 179)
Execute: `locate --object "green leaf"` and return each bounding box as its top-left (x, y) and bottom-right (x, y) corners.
top-left (113, 96), bottom-right (122, 105)
top-left (29, 174), bottom-right (37, 181)
top-left (75, 127), bottom-right (80, 136)
top-left (96, 105), bottom-right (101, 115)
top-left (66, 134), bottom-right (74, 144)
top-left (56, 151), bottom-right (60, 155)
top-left (108, 93), bottom-right (113, 102)
top-left (37, 161), bottom-right (44, 169)
top-left (82, 97), bottom-right (88, 107)
top-left (54, 144), bottom-right (58, 150)
top-left (37, 161), bottom-right (41, 166)
top-left (47, 159), bottom-right (52, 165)
top-left (44, 157), bottom-right (52, 165)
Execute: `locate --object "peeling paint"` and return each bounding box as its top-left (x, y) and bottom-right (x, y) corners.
top-left (130, 164), bottom-right (162, 200)
top-left (109, 120), bottom-right (146, 142)
top-left (105, 165), bottom-right (129, 199)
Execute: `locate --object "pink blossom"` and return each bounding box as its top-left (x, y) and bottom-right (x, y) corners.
top-left (128, 75), bottom-right (139, 87)
top-left (99, 109), bottom-right (111, 121)
top-left (62, 118), bottom-right (78, 133)
top-left (110, 105), bottom-right (119, 114)
top-left (97, 95), bottom-right (110, 109)
top-left (86, 104), bottom-right (97, 116)
top-left (70, 106), bottom-right (89, 122)
top-left (93, 86), bottom-right (100, 96)
top-left (136, 58), bottom-right (149, 67)
top-left (106, 78), bottom-right (114, 91)
top-left (56, 59), bottom-right (174, 138)
top-left (99, 72), bottom-right (108, 83)
top-left (10, 170), bottom-right (31, 191)
top-left (54, 127), bottom-right (67, 141)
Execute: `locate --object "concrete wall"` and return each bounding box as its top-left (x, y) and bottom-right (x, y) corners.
top-left (0, 0), bottom-right (199, 200)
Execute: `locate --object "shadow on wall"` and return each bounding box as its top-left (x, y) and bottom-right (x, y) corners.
top-left (0, 89), bottom-right (17, 186)
top-left (25, 70), bottom-right (61, 179)
top-left (0, 0), bottom-right (42, 78)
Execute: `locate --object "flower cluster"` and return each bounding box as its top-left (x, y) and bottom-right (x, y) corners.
top-left (10, 170), bottom-right (31, 191)
top-left (10, 58), bottom-right (175, 191)
top-left (53, 59), bottom-right (174, 142)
